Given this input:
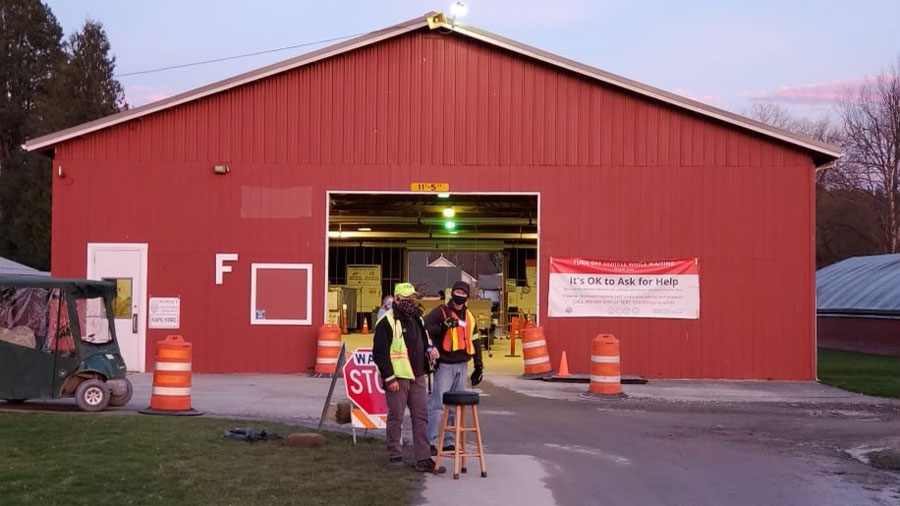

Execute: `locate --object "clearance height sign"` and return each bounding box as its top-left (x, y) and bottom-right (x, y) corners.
top-left (548, 257), bottom-right (700, 319)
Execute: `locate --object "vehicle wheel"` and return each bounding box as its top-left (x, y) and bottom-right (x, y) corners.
top-left (109, 378), bottom-right (133, 407)
top-left (75, 379), bottom-right (110, 412)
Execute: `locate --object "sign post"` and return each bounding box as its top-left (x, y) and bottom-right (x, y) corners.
top-left (343, 348), bottom-right (388, 443)
top-left (317, 342), bottom-right (347, 432)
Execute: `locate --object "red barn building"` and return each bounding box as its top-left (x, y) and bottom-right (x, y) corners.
top-left (25, 14), bottom-right (840, 379)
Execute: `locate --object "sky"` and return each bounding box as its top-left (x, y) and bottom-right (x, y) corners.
top-left (45, 0), bottom-right (900, 121)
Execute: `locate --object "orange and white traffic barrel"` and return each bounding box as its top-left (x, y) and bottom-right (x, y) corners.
top-left (521, 326), bottom-right (553, 378)
top-left (139, 334), bottom-right (202, 416)
top-left (315, 324), bottom-right (342, 376)
top-left (589, 334), bottom-right (623, 396)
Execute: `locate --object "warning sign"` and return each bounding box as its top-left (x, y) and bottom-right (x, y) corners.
top-left (343, 348), bottom-right (388, 429)
top-left (548, 257), bottom-right (700, 319)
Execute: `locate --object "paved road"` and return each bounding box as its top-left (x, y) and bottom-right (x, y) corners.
top-left (4, 373), bottom-right (899, 505)
top-left (461, 381), bottom-right (900, 506)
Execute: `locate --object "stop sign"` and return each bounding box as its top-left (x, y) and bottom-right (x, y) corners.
top-left (343, 348), bottom-right (387, 417)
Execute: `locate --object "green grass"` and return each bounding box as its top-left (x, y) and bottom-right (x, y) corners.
top-left (868, 449), bottom-right (900, 471)
top-left (818, 348), bottom-right (900, 398)
top-left (0, 411), bottom-right (419, 506)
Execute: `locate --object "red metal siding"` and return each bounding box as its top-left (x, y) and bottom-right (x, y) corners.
top-left (818, 317), bottom-right (900, 356)
top-left (50, 29), bottom-right (816, 378)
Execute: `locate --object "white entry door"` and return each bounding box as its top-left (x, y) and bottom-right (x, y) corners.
top-left (87, 243), bottom-right (148, 372)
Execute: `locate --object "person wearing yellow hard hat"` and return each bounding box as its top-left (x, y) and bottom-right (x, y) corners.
top-left (372, 282), bottom-right (444, 473)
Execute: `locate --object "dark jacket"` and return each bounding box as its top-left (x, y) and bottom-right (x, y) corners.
top-left (424, 304), bottom-right (484, 369)
top-left (372, 309), bottom-right (431, 385)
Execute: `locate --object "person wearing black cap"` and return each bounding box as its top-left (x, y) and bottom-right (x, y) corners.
top-left (424, 280), bottom-right (484, 456)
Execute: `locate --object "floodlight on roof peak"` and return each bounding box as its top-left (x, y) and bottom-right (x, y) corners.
top-left (449, 2), bottom-right (468, 23)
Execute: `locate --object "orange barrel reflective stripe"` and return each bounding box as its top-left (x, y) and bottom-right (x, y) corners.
top-left (521, 326), bottom-right (552, 376)
top-left (589, 334), bottom-right (622, 395)
top-left (150, 335), bottom-right (194, 411)
top-left (315, 324), bottom-right (343, 375)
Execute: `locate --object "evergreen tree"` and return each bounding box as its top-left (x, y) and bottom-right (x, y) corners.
top-left (44, 19), bottom-right (127, 129)
top-left (0, 0), bottom-right (64, 269)
top-left (0, 3), bottom-right (125, 271)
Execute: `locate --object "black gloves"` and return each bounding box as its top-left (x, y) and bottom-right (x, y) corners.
top-left (470, 367), bottom-right (483, 387)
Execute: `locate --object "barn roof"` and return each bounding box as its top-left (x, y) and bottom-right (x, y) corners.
top-left (817, 254), bottom-right (900, 317)
top-left (24, 12), bottom-right (841, 165)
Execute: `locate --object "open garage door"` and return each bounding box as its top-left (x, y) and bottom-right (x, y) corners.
top-left (326, 192), bottom-right (538, 372)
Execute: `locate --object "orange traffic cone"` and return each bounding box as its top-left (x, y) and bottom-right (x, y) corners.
top-left (361, 317), bottom-right (369, 335)
top-left (341, 314), bottom-right (348, 334)
top-left (557, 351), bottom-right (570, 377)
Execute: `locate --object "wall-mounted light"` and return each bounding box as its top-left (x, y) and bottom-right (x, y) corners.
top-left (213, 164), bottom-right (230, 175)
top-left (442, 207), bottom-right (455, 218)
top-left (437, 193), bottom-right (451, 199)
top-left (358, 227), bottom-right (372, 231)
top-left (57, 166), bottom-right (66, 178)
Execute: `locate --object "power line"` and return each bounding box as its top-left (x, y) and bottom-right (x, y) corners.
top-left (115, 32), bottom-right (365, 78)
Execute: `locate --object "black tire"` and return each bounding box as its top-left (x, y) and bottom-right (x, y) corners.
top-left (75, 379), bottom-right (110, 412)
top-left (109, 378), bottom-right (133, 407)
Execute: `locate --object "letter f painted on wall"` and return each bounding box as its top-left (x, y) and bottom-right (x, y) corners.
top-left (215, 253), bottom-right (239, 285)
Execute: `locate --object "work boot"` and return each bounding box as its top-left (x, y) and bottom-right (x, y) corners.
top-left (387, 457), bottom-right (404, 469)
top-left (430, 443), bottom-right (456, 456)
top-left (416, 458), bottom-right (446, 473)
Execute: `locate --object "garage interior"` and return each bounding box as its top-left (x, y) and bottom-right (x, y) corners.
top-left (327, 193), bottom-right (538, 353)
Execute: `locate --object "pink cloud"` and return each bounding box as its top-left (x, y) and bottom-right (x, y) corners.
top-left (742, 76), bottom-right (881, 104)
top-left (146, 93), bottom-right (171, 103)
top-left (671, 88), bottom-right (726, 106)
top-left (125, 84), bottom-right (174, 107)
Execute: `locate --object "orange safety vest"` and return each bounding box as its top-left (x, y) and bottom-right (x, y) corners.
top-left (439, 306), bottom-right (476, 355)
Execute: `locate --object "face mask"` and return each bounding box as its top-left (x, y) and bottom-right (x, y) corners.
top-left (394, 298), bottom-right (417, 316)
top-left (451, 295), bottom-right (468, 306)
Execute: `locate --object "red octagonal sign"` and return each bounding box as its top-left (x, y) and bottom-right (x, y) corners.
top-left (343, 348), bottom-right (387, 417)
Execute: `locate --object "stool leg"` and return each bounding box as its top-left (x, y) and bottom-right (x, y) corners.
top-left (453, 405), bottom-right (462, 479)
top-left (460, 405), bottom-right (467, 474)
top-left (435, 407), bottom-right (450, 475)
top-left (472, 405), bottom-right (486, 478)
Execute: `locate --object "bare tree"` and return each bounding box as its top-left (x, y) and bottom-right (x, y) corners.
top-left (745, 102), bottom-right (844, 184)
top-left (745, 101), bottom-right (884, 265)
top-left (841, 59), bottom-right (900, 253)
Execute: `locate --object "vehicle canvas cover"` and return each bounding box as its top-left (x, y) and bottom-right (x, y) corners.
top-left (0, 277), bottom-right (116, 399)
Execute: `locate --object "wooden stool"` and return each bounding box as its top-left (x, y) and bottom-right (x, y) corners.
top-left (434, 390), bottom-right (486, 479)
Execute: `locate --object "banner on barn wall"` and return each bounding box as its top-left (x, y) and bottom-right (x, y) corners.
top-left (548, 257), bottom-right (700, 319)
